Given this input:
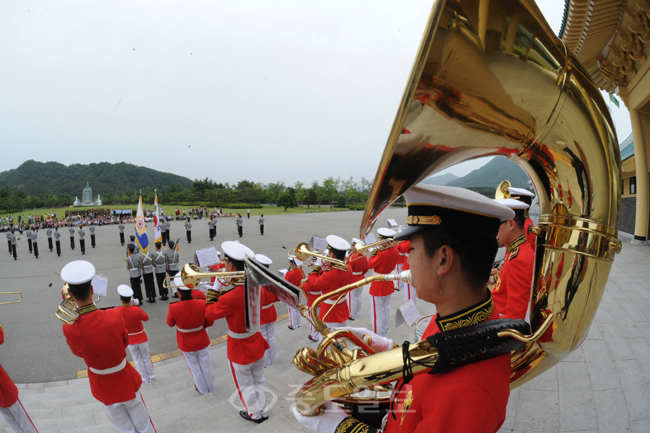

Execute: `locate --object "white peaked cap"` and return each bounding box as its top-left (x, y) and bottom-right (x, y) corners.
top-left (326, 235), bottom-right (351, 251)
top-left (351, 237), bottom-right (365, 245)
top-left (117, 285), bottom-right (133, 297)
top-left (507, 187), bottom-right (535, 197)
top-left (61, 260), bottom-right (95, 285)
top-left (255, 254), bottom-right (272, 265)
top-left (494, 198), bottom-right (530, 210)
top-left (395, 184), bottom-right (515, 241)
top-left (222, 241), bottom-right (254, 261)
top-left (377, 227), bottom-right (397, 238)
top-left (174, 276), bottom-right (188, 291)
top-left (288, 254), bottom-right (303, 266)
top-left (216, 250), bottom-right (221, 256)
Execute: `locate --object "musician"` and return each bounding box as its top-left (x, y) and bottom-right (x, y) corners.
top-left (208, 216), bottom-right (216, 241)
top-left (78, 225), bottom-right (86, 255)
top-left (117, 285), bottom-right (155, 383)
top-left (31, 230), bottom-right (38, 259)
top-left (69, 226), bottom-right (75, 250)
top-left (399, 239), bottom-right (418, 305)
top-left (46, 227), bottom-right (53, 252)
top-left (139, 248), bottom-right (156, 303)
top-left (205, 241), bottom-right (269, 423)
top-left (25, 226), bottom-right (32, 254)
top-left (489, 198), bottom-right (534, 321)
top-left (54, 227), bottom-right (61, 256)
top-left (285, 255), bottom-right (304, 330)
top-left (256, 254), bottom-right (278, 367)
top-left (185, 218), bottom-right (192, 244)
top-left (118, 221), bottom-right (125, 245)
top-left (126, 244), bottom-right (144, 304)
top-left (346, 238), bottom-right (368, 321)
top-left (302, 235), bottom-right (353, 342)
top-left (166, 277), bottom-right (215, 394)
top-left (60, 260), bottom-right (156, 433)
top-left (367, 228), bottom-right (399, 337)
top-left (160, 218), bottom-right (167, 246)
top-left (166, 241), bottom-right (180, 299)
top-left (293, 184), bottom-right (515, 433)
top-left (259, 214), bottom-right (265, 235)
top-left (0, 322), bottom-right (40, 432)
top-left (153, 242), bottom-right (168, 301)
top-left (508, 187), bottom-right (536, 249)
top-left (89, 224), bottom-right (96, 248)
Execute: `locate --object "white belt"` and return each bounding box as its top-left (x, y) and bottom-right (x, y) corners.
top-left (89, 359), bottom-right (126, 375)
top-left (324, 298), bottom-right (346, 305)
top-left (128, 330), bottom-right (144, 336)
top-left (228, 330), bottom-right (256, 339)
top-left (262, 304), bottom-right (274, 310)
top-left (399, 252), bottom-right (406, 256)
top-left (177, 325), bottom-right (203, 333)
top-left (352, 271), bottom-right (363, 275)
top-left (307, 291), bottom-right (321, 295)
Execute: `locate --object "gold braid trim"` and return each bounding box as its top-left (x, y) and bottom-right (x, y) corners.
top-left (437, 296), bottom-right (494, 332)
top-left (506, 234), bottom-right (527, 253)
top-left (206, 289), bottom-right (222, 305)
top-left (77, 304), bottom-right (98, 316)
top-left (335, 417), bottom-right (376, 433)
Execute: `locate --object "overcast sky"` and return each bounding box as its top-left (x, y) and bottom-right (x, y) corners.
top-left (0, 0), bottom-right (633, 186)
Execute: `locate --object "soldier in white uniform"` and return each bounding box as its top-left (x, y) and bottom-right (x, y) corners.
top-left (126, 245), bottom-right (144, 304)
top-left (46, 227), bottom-right (53, 252)
top-left (166, 241), bottom-right (180, 299)
top-left (69, 226), bottom-right (75, 250)
top-left (185, 218), bottom-right (192, 244)
top-left (89, 225), bottom-right (96, 248)
top-left (160, 219), bottom-right (167, 246)
top-left (118, 222), bottom-right (125, 245)
top-left (6, 231), bottom-right (11, 255)
top-left (54, 228), bottom-right (61, 256)
top-left (258, 215), bottom-right (265, 236)
top-left (31, 230), bottom-right (39, 259)
top-left (208, 217), bottom-right (216, 241)
top-left (139, 249), bottom-right (156, 303)
top-left (25, 227), bottom-right (33, 254)
top-left (153, 242), bottom-right (168, 301)
top-left (78, 226), bottom-right (86, 255)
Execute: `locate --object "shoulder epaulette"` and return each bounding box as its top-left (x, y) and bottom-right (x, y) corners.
top-left (509, 247), bottom-right (519, 260)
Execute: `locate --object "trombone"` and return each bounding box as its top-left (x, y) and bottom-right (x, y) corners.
top-left (349, 238), bottom-right (396, 260)
top-left (288, 242), bottom-right (349, 272)
top-left (0, 292), bottom-right (22, 305)
top-left (163, 263), bottom-right (245, 290)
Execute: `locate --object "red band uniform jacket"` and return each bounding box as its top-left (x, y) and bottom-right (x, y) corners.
top-left (119, 305), bottom-right (149, 345)
top-left (302, 266), bottom-right (353, 323)
top-left (205, 284), bottom-right (269, 364)
top-left (492, 234), bottom-right (534, 320)
top-left (62, 305), bottom-right (143, 406)
top-left (285, 267), bottom-right (305, 289)
top-left (260, 287), bottom-right (279, 325)
top-left (368, 245), bottom-right (400, 296)
top-left (167, 297), bottom-right (214, 352)
top-left (0, 326), bottom-right (18, 408)
top-left (346, 253), bottom-right (368, 284)
top-left (399, 240), bottom-right (411, 272)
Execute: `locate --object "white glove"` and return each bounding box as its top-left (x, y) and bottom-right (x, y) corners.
top-left (211, 279), bottom-right (226, 292)
top-left (291, 402), bottom-right (348, 433)
top-left (313, 258), bottom-right (323, 268)
top-left (335, 327), bottom-right (395, 352)
top-left (130, 298), bottom-right (139, 306)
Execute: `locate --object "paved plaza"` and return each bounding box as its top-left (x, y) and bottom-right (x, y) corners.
top-left (0, 210), bottom-right (649, 432)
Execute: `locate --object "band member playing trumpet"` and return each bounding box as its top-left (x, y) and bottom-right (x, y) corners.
top-left (293, 184), bottom-right (515, 433)
top-left (0, 322), bottom-right (40, 433)
top-left (346, 238), bottom-right (368, 321)
top-left (367, 228), bottom-right (399, 337)
top-left (205, 241), bottom-right (270, 424)
top-left (302, 235), bottom-right (353, 342)
top-left (60, 260), bottom-right (156, 433)
top-left (285, 255), bottom-right (304, 330)
top-left (507, 187), bottom-right (536, 249)
top-left (117, 285), bottom-right (155, 384)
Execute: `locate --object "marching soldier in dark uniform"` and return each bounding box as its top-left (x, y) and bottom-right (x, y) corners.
top-left (25, 226), bottom-right (33, 254)
top-left (6, 231), bottom-right (11, 255)
top-left (31, 230), bottom-right (39, 259)
top-left (78, 225), bottom-right (86, 255)
top-left (126, 245), bottom-right (143, 304)
top-left (89, 224), bottom-right (96, 248)
top-left (69, 226), bottom-right (75, 250)
top-left (153, 242), bottom-right (168, 301)
top-left (259, 214), bottom-right (265, 235)
top-left (208, 216), bottom-right (216, 241)
top-left (160, 219), bottom-right (167, 246)
top-left (47, 227), bottom-right (53, 252)
top-left (166, 241), bottom-right (180, 299)
top-left (165, 219), bottom-right (171, 240)
top-left (184, 218), bottom-right (192, 244)
top-left (139, 249), bottom-right (156, 303)
top-left (54, 228), bottom-right (61, 256)
top-left (10, 231), bottom-right (16, 260)
top-left (118, 221), bottom-right (125, 245)
top-left (236, 214), bottom-right (243, 238)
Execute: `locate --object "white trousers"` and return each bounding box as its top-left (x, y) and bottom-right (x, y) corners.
top-left (182, 346), bottom-right (214, 394)
top-left (103, 391), bottom-right (156, 433)
top-left (371, 294), bottom-right (391, 337)
top-left (288, 305), bottom-right (301, 328)
top-left (259, 323), bottom-right (276, 367)
top-left (309, 306), bottom-right (320, 338)
top-left (314, 320), bottom-right (347, 342)
top-left (396, 264), bottom-right (407, 291)
top-left (349, 287), bottom-right (363, 320)
top-left (128, 342), bottom-right (155, 383)
top-left (403, 282), bottom-right (418, 305)
top-left (228, 357), bottom-right (268, 420)
top-left (0, 398), bottom-right (39, 433)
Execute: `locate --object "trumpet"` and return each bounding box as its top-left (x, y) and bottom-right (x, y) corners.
top-left (0, 292), bottom-right (22, 305)
top-left (56, 284), bottom-right (101, 325)
top-left (349, 238), bottom-right (396, 259)
top-left (163, 263), bottom-right (245, 290)
top-left (288, 242), bottom-right (349, 272)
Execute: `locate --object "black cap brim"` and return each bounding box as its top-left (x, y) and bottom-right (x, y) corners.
top-left (394, 225), bottom-right (425, 242)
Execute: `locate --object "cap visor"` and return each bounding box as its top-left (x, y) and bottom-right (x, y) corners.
top-left (394, 225), bottom-right (425, 242)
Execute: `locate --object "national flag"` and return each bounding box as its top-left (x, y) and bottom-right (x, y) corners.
top-left (609, 92), bottom-right (620, 108)
top-left (154, 191), bottom-right (162, 244)
top-left (135, 195), bottom-right (150, 253)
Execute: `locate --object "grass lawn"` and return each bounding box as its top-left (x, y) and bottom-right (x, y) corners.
top-left (0, 204), bottom-right (362, 221)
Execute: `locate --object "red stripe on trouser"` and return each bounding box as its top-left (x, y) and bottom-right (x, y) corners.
top-left (139, 394), bottom-right (157, 433)
top-left (17, 399), bottom-right (39, 432)
top-left (229, 361), bottom-right (249, 412)
top-left (372, 296), bottom-right (377, 334)
top-left (407, 284), bottom-right (411, 300)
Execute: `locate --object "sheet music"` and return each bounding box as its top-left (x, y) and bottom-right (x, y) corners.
top-left (395, 299), bottom-right (421, 328)
top-left (309, 235), bottom-right (327, 251)
top-left (194, 247), bottom-right (220, 267)
top-left (365, 233), bottom-right (376, 244)
top-left (387, 219), bottom-right (398, 228)
top-left (91, 274), bottom-right (108, 297)
top-left (277, 268), bottom-right (288, 277)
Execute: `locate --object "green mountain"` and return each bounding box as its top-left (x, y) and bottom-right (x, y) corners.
top-left (0, 160), bottom-right (193, 196)
top-left (447, 157), bottom-right (530, 188)
top-left (421, 172), bottom-right (459, 185)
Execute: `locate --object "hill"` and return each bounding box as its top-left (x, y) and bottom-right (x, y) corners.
top-left (421, 172), bottom-right (459, 185)
top-left (0, 160), bottom-right (193, 196)
top-left (447, 157), bottom-right (530, 189)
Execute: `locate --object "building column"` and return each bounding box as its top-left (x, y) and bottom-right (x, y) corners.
top-left (630, 109), bottom-right (649, 242)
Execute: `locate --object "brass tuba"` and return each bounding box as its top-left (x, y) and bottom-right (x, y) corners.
top-left (296, 0), bottom-right (622, 413)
